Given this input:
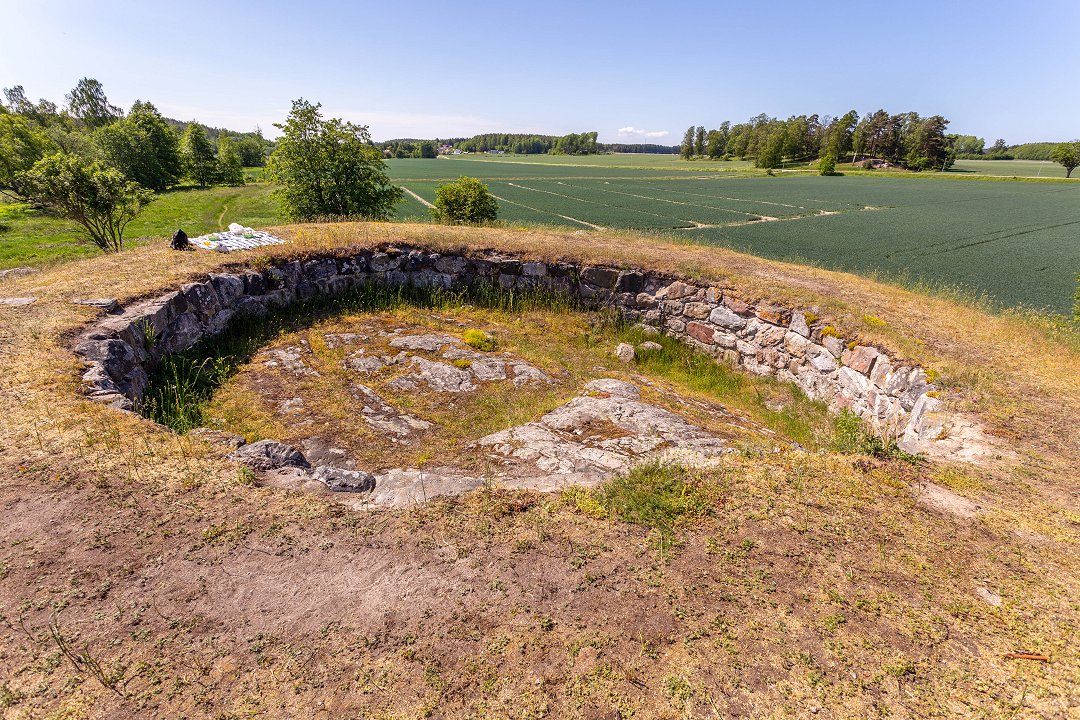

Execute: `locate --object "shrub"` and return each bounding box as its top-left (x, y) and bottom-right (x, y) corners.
top-left (17, 153), bottom-right (153, 252)
top-left (818, 153), bottom-right (837, 176)
top-left (431, 176), bottom-right (499, 225)
top-left (830, 410), bottom-right (920, 462)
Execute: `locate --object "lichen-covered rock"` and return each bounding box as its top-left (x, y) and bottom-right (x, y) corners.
top-left (709, 305), bottom-right (746, 330)
top-left (313, 466), bottom-right (375, 493)
top-left (614, 342), bottom-right (635, 363)
top-left (232, 440), bottom-right (309, 470)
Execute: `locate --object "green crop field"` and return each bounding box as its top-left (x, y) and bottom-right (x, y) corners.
top-left (949, 159), bottom-right (1070, 178)
top-left (390, 156), bottom-right (1080, 313)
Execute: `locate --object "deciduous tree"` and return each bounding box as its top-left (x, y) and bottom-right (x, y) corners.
top-left (0, 108), bottom-right (57, 198)
top-left (680, 126), bottom-right (694, 159)
top-left (95, 102), bottom-right (181, 191)
top-left (65, 78), bottom-right (121, 129)
top-left (181, 123), bottom-right (217, 187)
top-left (1049, 142), bottom-right (1079, 178)
top-left (266, 99), bottom-right (402, 221)
top-left (17, 153), bottom-right (153, 252)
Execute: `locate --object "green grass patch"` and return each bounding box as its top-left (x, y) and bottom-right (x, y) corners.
top-left (462, 328), bottom-right (496, 351)
top-left (613, 323), bottom-right (833, 449)
top-left (829, 409), bottom-right (921, 462)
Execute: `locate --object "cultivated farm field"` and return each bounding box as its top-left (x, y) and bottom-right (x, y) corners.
top-left (390, 157), bottom-right (1080, 313)
top-left (949, 158), bottom-right (1072, 178)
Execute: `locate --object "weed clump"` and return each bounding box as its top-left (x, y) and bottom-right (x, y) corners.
top-left (830, 410), bottom-right (921, 462)
top-left (462, 328), bottom-right (496, 352)
top-left (563, 461), bottom-right (722, 542)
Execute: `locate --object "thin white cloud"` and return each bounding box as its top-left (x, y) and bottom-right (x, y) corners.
top-left (158, 104), bottom-right (517, 140)
top-left (325, 109), bottom-right (518, 140)
top-left (617, 126), bottom-right (670, 140)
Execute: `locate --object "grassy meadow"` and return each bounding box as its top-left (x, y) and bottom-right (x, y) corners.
top-left (0, 182), bottom-right (281, 268)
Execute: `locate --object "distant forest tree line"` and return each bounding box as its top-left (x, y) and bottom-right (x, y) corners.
top-left (679, 111), bottom-right (953, 170)
top-left (949, 138), bottom-right (1071, 162)
top-left (679, 111), bottom-right (1075, 170)
top-left (381, 133), bottom-right (678, 157)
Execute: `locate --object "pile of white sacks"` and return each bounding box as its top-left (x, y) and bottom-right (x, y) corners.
top-left (188, 223), bottom-right (286, 252)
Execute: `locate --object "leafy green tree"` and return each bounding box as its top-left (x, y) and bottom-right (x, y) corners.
top-left (825, 110), bottom-right (858, 161)
top-left (0, 108), bottom-right (57, 198)
top-left (431, 176), bottom-right (498, 224)
top-left (417, 140), bottom-right (437, 158)
top-left (694, 126), bottom-right (705, 157)
top-left (680, 126), bottom-right (694, 159)
top-left (216, 135), bottom-right (245, 186)
top-left (755, 131), bottom-right (784, 169)
top-left (234, 136), bottom-right (266, 167)
top-left (266, 99), bottom-right (402, 221)
top-left (95, 101), bottom-right (181, 191)
top-left (17, 153), bottom-right (153, 252)
top-left (1049, 142), bottom-right (1080, 178)
top-left (181, 123), bottom-right (217, 186)
top-left (65, 78), bottom-right (121, 129)
top-left (949, 135), bottom-right (985, 156)
top-left (818, 153), bottom-right (837, 176)
top-left (552, 132), bottom-right (599, 155)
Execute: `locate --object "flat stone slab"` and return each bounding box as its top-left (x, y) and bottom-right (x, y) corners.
top-left (350, 383), bottom-right (432, 438)
top-left (264, 345), bottom-right (319, 377)
top-left (72, 297), bottom-right (119, 312)
top-left (0, 297), bottom-right (36, 307)
top-left (477, 379), bottom-right (731, 482)
top-left (0, 267), bottom-right (38, 281)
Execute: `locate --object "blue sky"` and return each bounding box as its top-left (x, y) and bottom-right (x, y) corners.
top-left (2, 0), bottom-right (1077, 143)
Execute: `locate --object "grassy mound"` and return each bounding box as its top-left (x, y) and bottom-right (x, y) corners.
top-left (0, 223), bottom-right (1076, 717)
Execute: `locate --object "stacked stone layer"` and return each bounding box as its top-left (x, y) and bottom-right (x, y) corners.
top-left (74, 246), bottom-right (940, 446)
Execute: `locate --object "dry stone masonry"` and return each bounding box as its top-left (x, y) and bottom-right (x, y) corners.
top-left (74, 245), bottom-right (967, 458)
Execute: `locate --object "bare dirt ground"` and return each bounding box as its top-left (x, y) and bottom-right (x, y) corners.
top-left (0, 224), bottom-right (1076, 718)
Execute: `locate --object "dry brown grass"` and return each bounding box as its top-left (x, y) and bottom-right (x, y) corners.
top-left (0, 222), bottom-right (1077, 718)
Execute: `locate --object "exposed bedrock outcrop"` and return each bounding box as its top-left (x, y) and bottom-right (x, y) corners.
top-left (72, 245), bottom-right (991, 460)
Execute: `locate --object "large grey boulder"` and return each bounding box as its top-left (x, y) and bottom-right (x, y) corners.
top-left (232, 440), bottom-right (309, 471)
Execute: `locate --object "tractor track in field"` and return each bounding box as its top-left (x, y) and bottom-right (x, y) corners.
top-left (401, 187), bottom-right (435, 209)
top-left (490, 193), bottom-right (605, 230)
top-left (554, 181), bottom-right (763, 220)
top-left (506, 182), bottom-right (698, 230)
